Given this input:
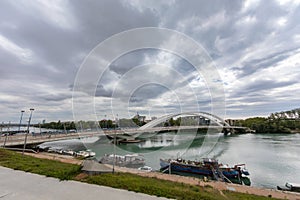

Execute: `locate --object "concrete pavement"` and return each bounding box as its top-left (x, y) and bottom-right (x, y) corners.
top-left (0, 166), bottom-right (169, 200)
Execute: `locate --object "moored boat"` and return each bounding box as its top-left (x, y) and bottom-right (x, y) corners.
top-left (76, 149), bottom-right (96, 158)
top-left (138, 166), bottom-right (153, 172)
top-left (100, 154), bottom-right (145, 168)
top-left (160, 158), bottom-right (250, 185)
top-left (277, 182), bottom-right (300, 193)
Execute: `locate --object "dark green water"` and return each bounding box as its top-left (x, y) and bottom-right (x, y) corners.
top-left (40, 132), bottom-right (300, 189)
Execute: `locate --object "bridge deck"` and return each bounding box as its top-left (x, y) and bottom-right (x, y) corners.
top-left (0, 132), bottom-right (99, 147)
top-left (0, 125), bottom-right (248, 147)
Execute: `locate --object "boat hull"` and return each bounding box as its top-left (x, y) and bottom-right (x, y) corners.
top-left (160, 158), bottom-right (245, 180)
top-left (170, 162), bottom-right (212, 176)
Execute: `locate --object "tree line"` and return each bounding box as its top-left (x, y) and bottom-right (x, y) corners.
top-left (36, 121), bottom-right (77, 130)
top-left (37, 108), bottom-right (300, 134)
top-left (232, 108), bottom-right (300, 133)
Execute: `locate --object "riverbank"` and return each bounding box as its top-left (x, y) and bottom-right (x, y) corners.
top-left (93, 163), bottom-right (300, 200)
top-left (23, 151), bottom-right (84, 165)
top-left (4, 150), bottom-right (300, 199)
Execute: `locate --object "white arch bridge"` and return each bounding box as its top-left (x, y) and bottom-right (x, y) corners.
top-left (117, 112), bottom-right (250, 140)
top-left (139, 112), bottom-right (230, 130)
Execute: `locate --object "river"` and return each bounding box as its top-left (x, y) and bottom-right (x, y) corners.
top-left (39, 132), bottom-right (300, 189)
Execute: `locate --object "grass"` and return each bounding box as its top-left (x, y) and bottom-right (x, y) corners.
top-left (0, 149), bottom-right (81, 180)
top-left (80, 173), bottom-right (279, 200)
top-left (80, 172), bottom-right (224, 200)
top-left (0, 149), bottom-right (279, 200)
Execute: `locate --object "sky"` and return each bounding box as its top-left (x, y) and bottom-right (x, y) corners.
top-left (0, 0), bottom-right (299, 124)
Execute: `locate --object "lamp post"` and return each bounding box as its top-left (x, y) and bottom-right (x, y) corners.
top-left (18, 110), bottom-right (25, 132)
top-left (22, 108), bottom-right (34, 155)
top-left (39, 123), bottom-right (42, 135)
top-left (3, 121), bottom-right (10, 147)
top-left (0, 122), bottom-right (3, 136)
top-left (63, 122), bottom-right (67, 134)
top-left (112, 114), bottom-right (118, 173)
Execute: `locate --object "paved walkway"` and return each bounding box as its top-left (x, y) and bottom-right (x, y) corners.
top-left (0, 166), bottom-right (169, 200)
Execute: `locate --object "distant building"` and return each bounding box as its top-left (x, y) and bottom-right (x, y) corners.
top-left (226, 119), bottom-right (242, 126)
top-left (151, 116), bottom-right (157, 121)
top-left (132, 112), bottom-right (146, 122)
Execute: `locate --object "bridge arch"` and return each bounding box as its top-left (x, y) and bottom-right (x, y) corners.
top-left (139, 112), bottom-right (229, 130)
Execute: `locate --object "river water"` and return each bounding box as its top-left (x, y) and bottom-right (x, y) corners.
top-left (40, 132), bottom-right (300, 189)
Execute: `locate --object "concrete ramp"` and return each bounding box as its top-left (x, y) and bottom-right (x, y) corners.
top-left (81, 160), bottom-right (112, 175)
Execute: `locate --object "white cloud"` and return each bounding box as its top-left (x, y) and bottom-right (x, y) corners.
top-left (122, 0), bottom-right (175, 13)
top-left (236, 15), bottom-right (257, 26)
top-left (293, 34), bottom-right (300, 42)
top-left (275, 0), bottom-right (300, 6)
top-left (0, 34), bottom-right (34, 64)
top-left (277, 17), bottom-right (287, 26)
top-left (241, 0), bottom-right (261, 13)
top-left (11, 0), bottom-right (76, 30)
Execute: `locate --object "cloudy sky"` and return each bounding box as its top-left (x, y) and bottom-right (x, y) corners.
top-left (0, 0), bottom-right (299, 123)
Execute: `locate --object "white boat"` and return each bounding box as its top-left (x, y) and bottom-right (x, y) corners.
top-left (100, 154), bottom-right (145, 168)
top-left (277, 182), bottom-right (300, 192)
top-left (76, 150), bottom-right (96, 158)
top-left (62, 149), bottom-right (76, 156)
top-left (138, 166), bottom-right (152, 172)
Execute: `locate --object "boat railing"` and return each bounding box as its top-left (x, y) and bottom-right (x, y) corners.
top-left (210, 164), bottom-right (232, 183)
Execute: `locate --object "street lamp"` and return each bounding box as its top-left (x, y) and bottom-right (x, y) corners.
top-left (22, 108), bottom-right (34, 155)
top-left (104, 115), bottom-right (107, 129)
top-left (18, 110), bottom-right (25, 132)
top-left (0, 122), bottom-right (3, 136)
top-left (112, 114), bottom-right (118, 173)
top-left (3, 121), bottom-right (10, 147)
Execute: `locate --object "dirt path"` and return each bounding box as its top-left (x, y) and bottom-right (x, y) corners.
top-left (24, 152), bottom-right (83, 165)
top-left (24, 152), bottom-right (300, 200)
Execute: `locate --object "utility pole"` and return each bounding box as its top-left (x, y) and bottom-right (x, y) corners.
top-left (3, 121), bottom-right (10, 147)
top-left (80, 121), bottom-right (83, 132)
top-left (0, 122), bottom-right (3, 138)
top-left (39, 123), bottom-right (41, 135)
top-left (22, 108), bottom-right (34, 155)
top-left (112, 114), bottom-right (118, 173)
top-left (18, 110), bottom-right (25, 132)
top-left (63, 122), bottom-right (67, 134)
top-left (104, 115), bottom-right (107, 129)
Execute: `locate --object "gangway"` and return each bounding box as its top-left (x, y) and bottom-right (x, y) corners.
top-left (210, 165), bottom-right (232, 183)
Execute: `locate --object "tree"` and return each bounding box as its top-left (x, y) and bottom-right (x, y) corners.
top-left (169, 118), bottom-right (175, 126)
top-left (175, 117), bottom-right (181, 126)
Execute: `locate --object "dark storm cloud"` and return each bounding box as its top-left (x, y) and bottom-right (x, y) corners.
top-left (95, 84), bottom-right (113, 98)
top-left (109, 49), bottom-right (196, 77)
top-left (0, 0), bottom-right (159, 84)
top-left (245, 80), bottom-right (297, 93)
top-left (0, 0), bottom-right (299, 121)
top-left (108, 50), bottom-right (150, 75)
top-left (0, 0), bottom-right (160, 121)
top-left (232, 79), bottom-right (297, 98)
top-left (39, 93), bottom-right (73, 102)
top-left (129, 84), bottom-right (168, 103)
top-left (233, 47), bottom-right (300, 78)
